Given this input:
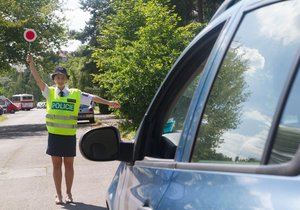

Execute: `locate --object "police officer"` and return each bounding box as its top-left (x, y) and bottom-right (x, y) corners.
top-left (26, 53), bottom-right (120, 204)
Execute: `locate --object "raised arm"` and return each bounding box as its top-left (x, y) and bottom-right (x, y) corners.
top-left (26, 53), bottom-right (46, 91)
top-left (92, 95), bottom-right (121, 109)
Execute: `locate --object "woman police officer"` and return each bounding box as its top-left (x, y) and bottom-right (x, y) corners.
top-left (26, 53), bottom-right (120, 204)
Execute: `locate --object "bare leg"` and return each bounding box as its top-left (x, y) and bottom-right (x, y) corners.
top-left (51, 156), bottom-right (63, 203)
top-left (64, 156), bottom-right (74, 202)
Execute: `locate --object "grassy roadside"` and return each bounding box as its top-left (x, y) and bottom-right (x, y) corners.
top-left (0, 115), bottom-right (7, 122)
top-left (92, 109), bottom-right (136, 140)
top-left (94, 106), bottom-right (100, 114)
top-left (119, 121), bottom-right (136, 140)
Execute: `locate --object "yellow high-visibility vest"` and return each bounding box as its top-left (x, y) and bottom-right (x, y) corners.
top-left (46, 87), bottom-right (81, 136)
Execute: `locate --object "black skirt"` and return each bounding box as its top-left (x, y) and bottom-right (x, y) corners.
top-left (46, 133), bottom-right (76, 157)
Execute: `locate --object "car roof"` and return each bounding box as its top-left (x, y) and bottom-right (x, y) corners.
top-left (211, 0), bottom-right (288, 21)
top-left (167, 0), bottom-right (287, 73)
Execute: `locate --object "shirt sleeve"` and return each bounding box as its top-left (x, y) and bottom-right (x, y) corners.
top-left (80, 92), bottom-right (93, 106)
top-left (42, 84), bottom-right (50, 100)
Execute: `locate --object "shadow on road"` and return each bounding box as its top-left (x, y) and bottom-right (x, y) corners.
top-left (0, 124), bottom-right (47, 139)
top-left (60, 202), bottom-right (107, 210)
top-left (0, 123), bottom-right (92, 139)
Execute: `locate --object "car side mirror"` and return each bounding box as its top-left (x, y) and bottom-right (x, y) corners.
top-left (79, 126), bottom-right (134, 162)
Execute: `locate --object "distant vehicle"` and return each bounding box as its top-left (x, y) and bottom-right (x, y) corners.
top-left (78, 103), bottom-right (95, 123)
top-left (0, 105), bottom-right (3, 115)
top-left (11, 94), bottom-right (34, 110)
top-left (36, 101), bottom-right (46, 109)
top-left (0, 96), bottom-right (19, 113)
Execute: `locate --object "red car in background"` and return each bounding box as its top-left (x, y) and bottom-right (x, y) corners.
top-left (0, 97), bottom-right (19, 114)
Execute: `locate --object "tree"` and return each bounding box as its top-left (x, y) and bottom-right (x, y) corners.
top-left (0, 62), bottom-right (53, 102)
top-left (62, 1), bottom-right (112, 114)
top-left (72, 0), bottom-right (223, 118)
top-left (92, 0), bottom-right (204, 126)
top-left (77, 0), bottom-right (112, 45)
top-left (167, 0), bottom-right (224, 24)
top-left (0, 0), bottom-right (68, 101)
top-left (0, 0), bottom-right (67, 72)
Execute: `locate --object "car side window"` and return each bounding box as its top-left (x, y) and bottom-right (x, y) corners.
top-left (156, 24), bottom-right (228, 159)
top-left (191, 1), bottom-right (300, 164)
top-left (160, 64), bottom-right (204, 159)
top-left (269, 68), bottom-right (300, 164)
top-left (141, 22), bottom-right (227, 160)
top-left (163, 72), bottom-right (202, 135)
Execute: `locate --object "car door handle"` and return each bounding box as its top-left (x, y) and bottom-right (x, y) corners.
top-left (137, 207), bottom-right (153, 210)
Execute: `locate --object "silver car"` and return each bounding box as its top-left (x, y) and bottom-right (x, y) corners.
top-left (36, 101), bottom-right (46, 109)
top-left (78, 103), bottom-right (95, 123)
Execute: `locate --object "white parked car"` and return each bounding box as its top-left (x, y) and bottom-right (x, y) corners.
top-left (36, 101), bottom-right (46, 109)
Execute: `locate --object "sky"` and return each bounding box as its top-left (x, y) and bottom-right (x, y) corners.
top-left (60, 0), bottom-right (91, 51)
top-left (63, 0), bottom-right (90, 31)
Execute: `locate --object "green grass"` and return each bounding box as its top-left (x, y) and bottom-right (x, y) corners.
top-left (93, 116), bottom-right (136, 140)
top-left (94, 106), bottom-right (100, 114)
top-left (119, 120), bottom-right (137, 140)
top-left (0, 115), bottom-right (7, 122)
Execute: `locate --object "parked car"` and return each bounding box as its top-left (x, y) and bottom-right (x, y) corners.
top-left (36, 101), bottom-right (46, 109)
top-left (78, 103), bottom-right (95, 123)
top-left (0, 97), bottom-right (18, 114)
top-left (80, 0), bottom-right (300, 209)
top-left (0, 105), bottom-right (3, 115)
top-left (0, 99), bottom-right (6, 113)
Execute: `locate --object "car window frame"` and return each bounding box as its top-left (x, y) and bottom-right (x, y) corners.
top-left (262, 54), bottom-right (300, 165)
top-left (181, 0), bottom-right (300, 176)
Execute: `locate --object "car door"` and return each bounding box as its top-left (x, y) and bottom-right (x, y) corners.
top-left (157, 1), bottom-right (300, 209)
top-left (112, 15), bottom-right (230, 210)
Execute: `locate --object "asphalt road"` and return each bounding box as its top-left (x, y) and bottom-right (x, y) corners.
top-left (0, 109), bottom-right (119, 210)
